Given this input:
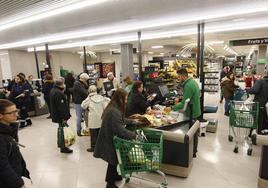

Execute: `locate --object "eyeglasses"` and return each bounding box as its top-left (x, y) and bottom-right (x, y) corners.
top-left (2, 109), bottom-right (20, 115)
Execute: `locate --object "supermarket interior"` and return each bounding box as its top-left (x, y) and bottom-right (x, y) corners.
top-left (0, 0), bottom-right (268, 188)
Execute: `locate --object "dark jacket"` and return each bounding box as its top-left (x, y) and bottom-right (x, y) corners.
top-left (9, 82), bottom-right (31, 106)
top-left (73, 80), bottom-right (88, 104)
top-left (0, 123), bottom-right (30, 188)
top-left (94, 105), bottom-right (136, 165)
top-left (221, 79), bottom-right (239, 100)
top-left (42, 80), bottom-right (54, 101)
top-left (50, 86), bottom-right (71, 123)
top-left (248, 76), bottom-right (268, 107)
top-left (64, 74), bottom-right (75, 94)
top-left (126, 91), bottom-right (150, 117)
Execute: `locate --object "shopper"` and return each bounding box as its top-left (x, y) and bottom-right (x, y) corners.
top-left (81, 85), bottom-right (110, 152)
top-left (248, 72), bottom-right (268, 131)
top-left (64, 72), bottom-right (75, 108)
top-left (42, 73), bottom-right (54, 119)
top-left (166, 68), bottom-right (201, 157)
top-left (8, 74), bottom-right (32, 127)
top-left (94, 89), bottom-right (137, 188)
top-left (123, 76), bottom-right (133, 93)
top-left (0, 99), bottom-right (30, 188)
top-left (219, 66), bottom-right (230, 103)
top-left (88, 66), bottom-right (99, 86)
top-left (221, 72), bottom-right (239, 116)
top-left (73, 73), bottom-right (89, 136)
top-left (126, 81), bottom-right (154, 117)
top-left (50, 79), bottom-right (72, 154)
top-left (103, 72), bottom-right (120, 97)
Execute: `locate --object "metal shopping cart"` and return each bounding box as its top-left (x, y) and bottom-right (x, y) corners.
top-left (228, 101), bottom-right (259, 155)
top-left (113, 129), bottom-right (167, 188)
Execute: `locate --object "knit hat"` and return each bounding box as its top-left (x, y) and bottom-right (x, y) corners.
top-left (80, 73), bottom-right (90, 80)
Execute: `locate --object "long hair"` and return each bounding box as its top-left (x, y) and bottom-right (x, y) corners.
top-left (102, 88), bottom-right (127, 119)
top-left (132, 81), bottom-right (143, 93)
top-left (0, 99), bottom-right (15, 114)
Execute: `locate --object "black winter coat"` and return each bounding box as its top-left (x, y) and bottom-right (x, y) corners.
top-left (73, 80), bottom-right (88, 104)
top-left (49, 87), bottom-right (71, 123)
top-left (42, 80), bottom-right (54, 102)
top-left (126, 91), bottom-right (150, 117)
top-left (9, 82), bottom-right (31, 106)
top-left (248, 76), bottom-right (268, 107)
top-left (0, 123), bottom-right (30, 188)
top-left (94, 105), bottom-right (136, 165)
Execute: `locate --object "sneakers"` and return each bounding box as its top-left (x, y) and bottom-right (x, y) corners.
top-left (46, 116), bottom-right (52, 119)
top-left (86, 148), bottom-right (94, 152)
top-left (60, 147), bottom-right (73, 154)
top-left (26, 118), bottom-right (32, 126)
top-left (224, 112), bottom-right (230, 116)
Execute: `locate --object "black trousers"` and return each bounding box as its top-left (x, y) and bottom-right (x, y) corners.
top-left (44, 98), bottom-right (51, 115)
top-left (105, 164), bottom-right (119, 184)
top-left (90, 128), bottom-right (100, 149)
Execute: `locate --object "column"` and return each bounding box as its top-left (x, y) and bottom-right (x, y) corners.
top-left (120, 43), bottom-right (134, 84)
top-left (257, 45), bottom-right (267, 75)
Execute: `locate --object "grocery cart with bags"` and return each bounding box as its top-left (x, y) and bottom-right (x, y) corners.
top-left (233, 88), bottom-right (248, 101)
top-left (228, 101), bottom-right (259, 155)
top-left (113, 129), bottom-right (167, 188)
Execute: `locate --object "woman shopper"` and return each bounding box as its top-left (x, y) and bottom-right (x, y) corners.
top-left (9, 74), bottom-right (32, 127)
top-left (94, 89), bottom-right (137, 188)
top-left (81, 85), bottom-right (110, 152)
top-left (221, 72), bottom-right (239, 116)
top-left (0, 99), bottom-right (30, 188)
top-left (42, 73), bottom-right (54, 119)
top-left (126, 81), bottom-right (154, 117)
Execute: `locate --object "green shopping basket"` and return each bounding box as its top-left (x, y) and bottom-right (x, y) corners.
top-left (229, 101), bottom-right (259, 129)
top-left (114, 129), bottom-right (163, 178)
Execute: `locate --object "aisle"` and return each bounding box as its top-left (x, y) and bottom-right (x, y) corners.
top-left (20, 94), bottom-right (261, 188)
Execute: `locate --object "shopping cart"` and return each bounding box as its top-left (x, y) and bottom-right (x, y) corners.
top-left (233, 88), bottom-right (248, 101)
top-left (228, 101), bottom-right (259, 155)
top-left (113, 129), bottom-right (167, 188)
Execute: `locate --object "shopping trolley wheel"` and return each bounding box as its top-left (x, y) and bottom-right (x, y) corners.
top-left (247, 149), bottom-right (252, 156)
top-left (233, 147), bottom-right (238, 153)
top-left (125, 178), bottom-right (130, 184)
top-left (228, 135), bottom-right (233, 142)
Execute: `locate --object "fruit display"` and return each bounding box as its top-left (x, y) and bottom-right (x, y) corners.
top-left (176, 59), bottom-right (197, 76)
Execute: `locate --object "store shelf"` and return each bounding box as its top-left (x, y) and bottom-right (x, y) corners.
top-left (204, 84), bottom-right (219, 86)
top-left (204, 77), bottom-right (219, 79)
top-left (204, 90), bottom-right (219, 93)
top-left (203, 71), bottom-right (219, 74)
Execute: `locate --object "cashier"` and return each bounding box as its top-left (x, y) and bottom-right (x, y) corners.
top-left (166, 68), bottom-right (201, 157)
top-left (126, 81), bottom-right (154, 117)
top-left (169, 69), bottom-right (201, 119)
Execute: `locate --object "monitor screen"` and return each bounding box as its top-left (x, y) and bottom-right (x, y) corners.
top-left (158, 84), bottom-right (169, 97)
top-left (103, 81), bottom-right (114, 92)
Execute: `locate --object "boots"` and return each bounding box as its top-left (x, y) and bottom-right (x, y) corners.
top-left (60, 147), bottom-right (73, 154)
top-left (106, 183), bottom-right (118, 188)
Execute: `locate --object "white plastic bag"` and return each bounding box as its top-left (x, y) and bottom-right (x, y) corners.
top-left (63, 127), bottom-right (76, 147)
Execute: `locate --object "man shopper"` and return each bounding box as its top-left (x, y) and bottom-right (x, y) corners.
top-left (73, 73), bottom-right (89, 136)
top-left (50, 79), bottom-right (72, 153)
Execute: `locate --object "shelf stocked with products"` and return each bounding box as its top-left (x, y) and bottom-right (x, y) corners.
top-left (203, 59), bottom-right (220, 93)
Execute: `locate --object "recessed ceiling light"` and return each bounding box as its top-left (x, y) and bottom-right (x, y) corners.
top-left (148, 51), bottom-right (154, 54)
top-left (152, 45), bottom-right (163, 49)
top-left (160, 52), bottom-right (165, 55)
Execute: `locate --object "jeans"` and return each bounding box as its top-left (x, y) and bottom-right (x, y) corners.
top-left (224, 98), bottom-right (230, 113)
top-left (75, 104), bottom-right (83, 135)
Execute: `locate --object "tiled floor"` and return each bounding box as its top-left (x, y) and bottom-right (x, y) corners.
top-left (20, 93), bottom-right (261, 188)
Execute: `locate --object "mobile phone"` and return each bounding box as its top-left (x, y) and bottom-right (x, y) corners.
top-left (152, 93), bottom-right (157, 97)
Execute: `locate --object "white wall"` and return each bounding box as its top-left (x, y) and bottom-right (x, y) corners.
top-left (8, 50), bottom-right (83, 79)
top-left (0, 53), bottom-right (12, 80)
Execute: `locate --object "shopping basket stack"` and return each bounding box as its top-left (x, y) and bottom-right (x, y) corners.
top-left (113, 129), bottom-right (167, 188)
top-left (228, 101), bottom-right (259, 155)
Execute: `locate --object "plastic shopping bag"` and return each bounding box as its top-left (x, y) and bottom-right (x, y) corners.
top-left (81, 123), bottom-right (90, 136)
top-left (63, 126), bottom-right (76, 147)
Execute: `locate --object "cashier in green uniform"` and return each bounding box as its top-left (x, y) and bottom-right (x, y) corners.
top-left (166, 68), bottom-right (201, 157)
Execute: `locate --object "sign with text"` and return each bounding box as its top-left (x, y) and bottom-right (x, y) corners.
top-left (230, 38), bottom-right (268, 46)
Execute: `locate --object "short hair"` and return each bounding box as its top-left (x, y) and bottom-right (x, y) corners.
top-left (0, 99), bottom-right (15, 114)
top-left (132, 81), bottom-right (143, 93)
top-left (107, 72), bottom-right (114, 77)
top-left (55, 78), bottom-right (64, 87)
top-left (123, 76), bottom-right (132, 85)
top-left (80, 73), bottom-right (90, 80)
top-left (177, 69), bottom-right (188, 77)
top-left (89, 85), bottom-right (97, 93)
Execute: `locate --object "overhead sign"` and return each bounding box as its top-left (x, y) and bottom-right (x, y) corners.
top-left (257, 59), bottom-right (267, 65)
top-left (229, 38), bottom-right (268, 46)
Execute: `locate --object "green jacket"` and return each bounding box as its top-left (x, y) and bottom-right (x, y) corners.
top-left (172, 78), bottom-right (201, 119)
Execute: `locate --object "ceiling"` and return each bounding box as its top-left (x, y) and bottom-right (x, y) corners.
top-left (0, 0), bottom-right (268, 56)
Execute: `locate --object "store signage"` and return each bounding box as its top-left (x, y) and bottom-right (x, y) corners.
top-left (257, 59), bottom-right (267, 65)
top-left (229, 38), bottom-right (268, 46)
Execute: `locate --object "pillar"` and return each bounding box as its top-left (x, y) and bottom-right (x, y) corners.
top-left (120, 43), bottom-right (134, 84)
top-left (257, 45), bottom-right (267, 75)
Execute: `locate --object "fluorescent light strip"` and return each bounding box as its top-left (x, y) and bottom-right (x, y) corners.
top-left (152, 45), bottom-right (163, 49)
top-left (0, 0), bottom-right (108, 32)
top-left (2, 3), bottom-right (268, 49)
